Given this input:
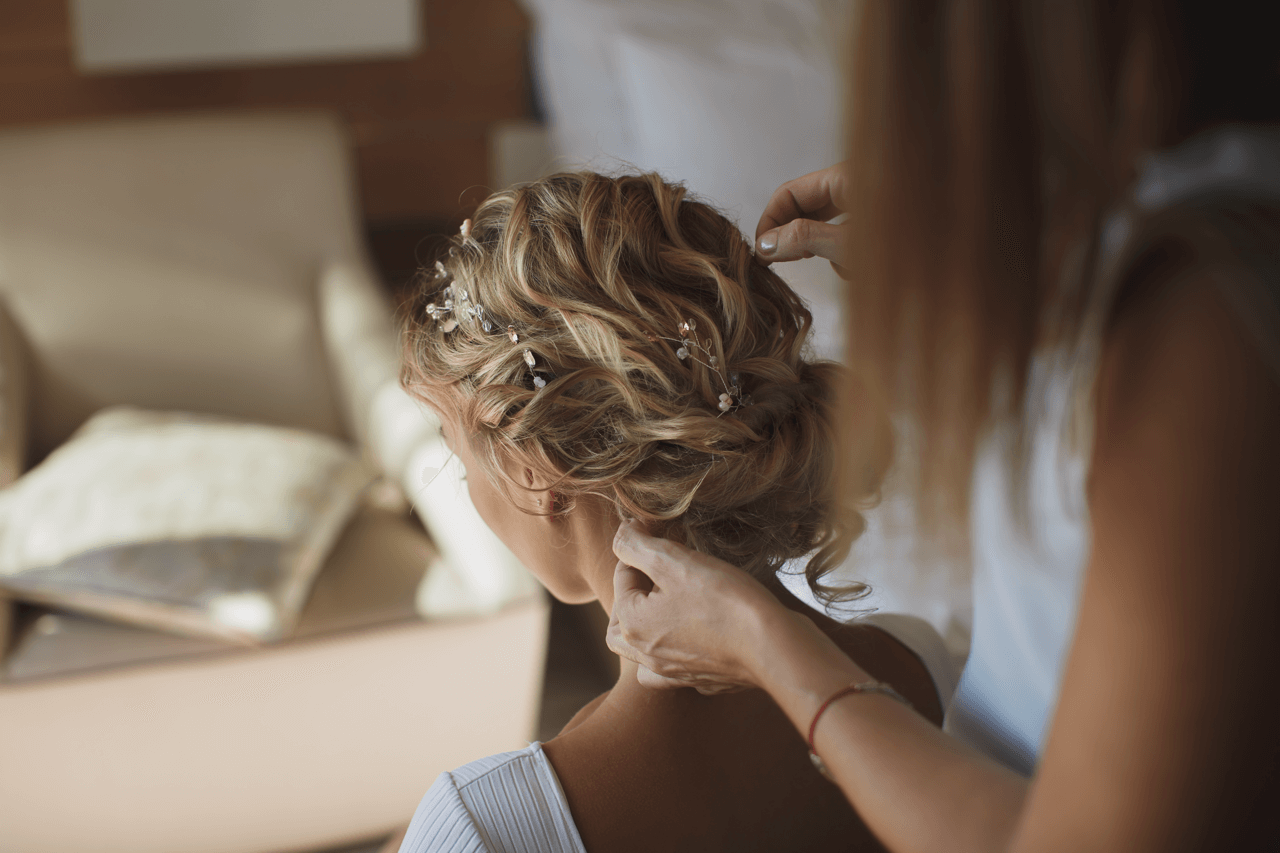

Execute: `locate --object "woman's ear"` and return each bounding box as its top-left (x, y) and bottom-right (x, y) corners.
top-left (524, 466), bottom-right (558, 519)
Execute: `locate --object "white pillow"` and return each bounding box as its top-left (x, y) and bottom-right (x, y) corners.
top-left (316, 262), bottom-right (539, 617)
top-left (0, 407), bottom-right (376, 643)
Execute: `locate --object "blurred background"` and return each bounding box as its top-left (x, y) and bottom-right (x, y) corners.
top-left (0, 2), bottom-right (963, 852)
top-left (0, 0), bottom-right (533, 298)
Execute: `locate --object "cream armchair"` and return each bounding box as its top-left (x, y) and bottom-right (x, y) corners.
top-left (0, 111), bottom-right (546, 853)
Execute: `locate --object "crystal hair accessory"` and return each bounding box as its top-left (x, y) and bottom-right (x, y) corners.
top-left (654, 318), bottom-right (750, 414)
top-left (521, 349), bottom-right (549, 390)
top-left (426, 261), bottom-right (742, 410)
top-left (423, 267), bottom-right (550, 392)
top-left (423, 282), bottom-right (496, 334)
top-left (423, 284), bottom-right (459, 332)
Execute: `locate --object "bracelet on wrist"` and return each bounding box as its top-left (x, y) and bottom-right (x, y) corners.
top-left (807, 680), bottom-right (912, 781)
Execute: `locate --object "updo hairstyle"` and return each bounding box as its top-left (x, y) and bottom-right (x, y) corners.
top-left (401, 171), bottom-right (888, 602)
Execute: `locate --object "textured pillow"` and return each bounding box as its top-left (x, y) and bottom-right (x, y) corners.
top-left (0, 407), bottom-right (376, 643)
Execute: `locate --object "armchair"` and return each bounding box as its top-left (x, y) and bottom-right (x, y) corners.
top-left (0, 110), bottom-right (547, 853)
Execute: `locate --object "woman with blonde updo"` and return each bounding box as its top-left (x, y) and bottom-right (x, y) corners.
top-left (396, 172), bottom-right (952, 853)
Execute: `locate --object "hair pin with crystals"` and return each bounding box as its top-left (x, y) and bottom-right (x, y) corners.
top-left (425, 287), bottom-right (550, 391)
top-left (425, 244), bottom-right (552, 392)
top-left (651, 317), bottom-right (749, 414)
top-left (523, 347), bottom-right (548, 390)
top-left (423, 282), bottom-right (496, 333)
top-left (428, 227), bottom-right (741, 409)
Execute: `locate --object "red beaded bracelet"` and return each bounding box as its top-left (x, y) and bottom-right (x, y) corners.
top-left (807, 680), bottom-right (912, 780)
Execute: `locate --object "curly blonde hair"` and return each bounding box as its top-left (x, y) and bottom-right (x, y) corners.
top-left (401, 172), bottom-right (888, 602)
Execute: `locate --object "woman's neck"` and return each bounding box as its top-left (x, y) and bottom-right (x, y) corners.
top-left (560, 495), bottom-right (623, 614)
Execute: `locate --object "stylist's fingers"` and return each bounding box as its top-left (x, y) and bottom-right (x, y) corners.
top-left (755, 218), bottom-right (850, 269)
top-left (695, 683), bottom-right (748, 696)
top-left (754, 163), bottom-right (853, 273)
top-left (605, 617), bottom-right (645, 666)
top-left (612, 519), bottom-right (693, 586)
top-left (612, 559), bottom-right (653, 604)
top-left (755, 164), bottom-right (850, 238)
top-left (636, 664), bottom-right (687, 691)
top-left (608, 560), bottom-right (654, 656)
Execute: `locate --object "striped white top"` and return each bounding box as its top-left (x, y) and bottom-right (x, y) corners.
top-left (398, 743), bottom-right (587, 853)
top-left (398, 615), bottom-right (959, 853)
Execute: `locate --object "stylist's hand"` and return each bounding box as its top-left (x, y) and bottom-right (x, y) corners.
top-left (754, 162), bottom-right (853, 278)
top-left (609, 520), bottom-right (800, 694)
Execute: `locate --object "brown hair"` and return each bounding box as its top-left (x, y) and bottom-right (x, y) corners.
top-left (843, 0), bottom-right (1280, 547)
top-left (401, 172), bottom-right (891, 601)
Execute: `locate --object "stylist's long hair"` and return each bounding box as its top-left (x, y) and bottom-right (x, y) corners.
top-left (844, 0), bottom-right (1280, 548)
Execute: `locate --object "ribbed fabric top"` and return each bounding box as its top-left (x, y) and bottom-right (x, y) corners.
top-left (399, 743), bottom-right (588, 853)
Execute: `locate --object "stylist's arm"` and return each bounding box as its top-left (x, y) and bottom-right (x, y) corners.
top-left (609, 521), bottom-right (1029, 853)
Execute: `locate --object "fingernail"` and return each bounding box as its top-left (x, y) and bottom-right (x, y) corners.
top-left (757, 231), bottom-right (777, 255)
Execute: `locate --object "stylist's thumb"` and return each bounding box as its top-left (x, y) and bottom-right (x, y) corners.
top-left (756, 219), bottom-right (850, 275)
top-left (613, 519), bottom-right (679, 582)
top-left (608, 560), bottom-right (651, 658)
top-left (611, 558), bottom-right (653, 612)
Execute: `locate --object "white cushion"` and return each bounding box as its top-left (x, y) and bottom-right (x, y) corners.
top-left (317, 261), bottom-right (539, 617)
top-left (0, 407), bottom-right (375, 642)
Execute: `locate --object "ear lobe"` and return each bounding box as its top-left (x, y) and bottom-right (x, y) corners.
top-left (531, 489), bottom-right (569, 524)
top-left (523, 467), bottom-right (558, 520)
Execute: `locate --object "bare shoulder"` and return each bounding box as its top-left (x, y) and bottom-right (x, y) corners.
top-left (1015, 269), bottom-right (1280, 851)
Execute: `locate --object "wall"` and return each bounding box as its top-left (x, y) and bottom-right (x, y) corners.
top-left (0, 0), bottom-right (532, 226)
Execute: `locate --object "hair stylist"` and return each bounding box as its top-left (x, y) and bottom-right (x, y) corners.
top-left (607, 3), bottom-right (1280, 851)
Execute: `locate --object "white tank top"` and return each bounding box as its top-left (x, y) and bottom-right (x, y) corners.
top-left (945, 123), bottom-right (1280, 774)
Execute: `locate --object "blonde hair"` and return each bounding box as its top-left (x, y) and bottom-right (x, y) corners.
top-left (401, 172), bottom-right (890, 601)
